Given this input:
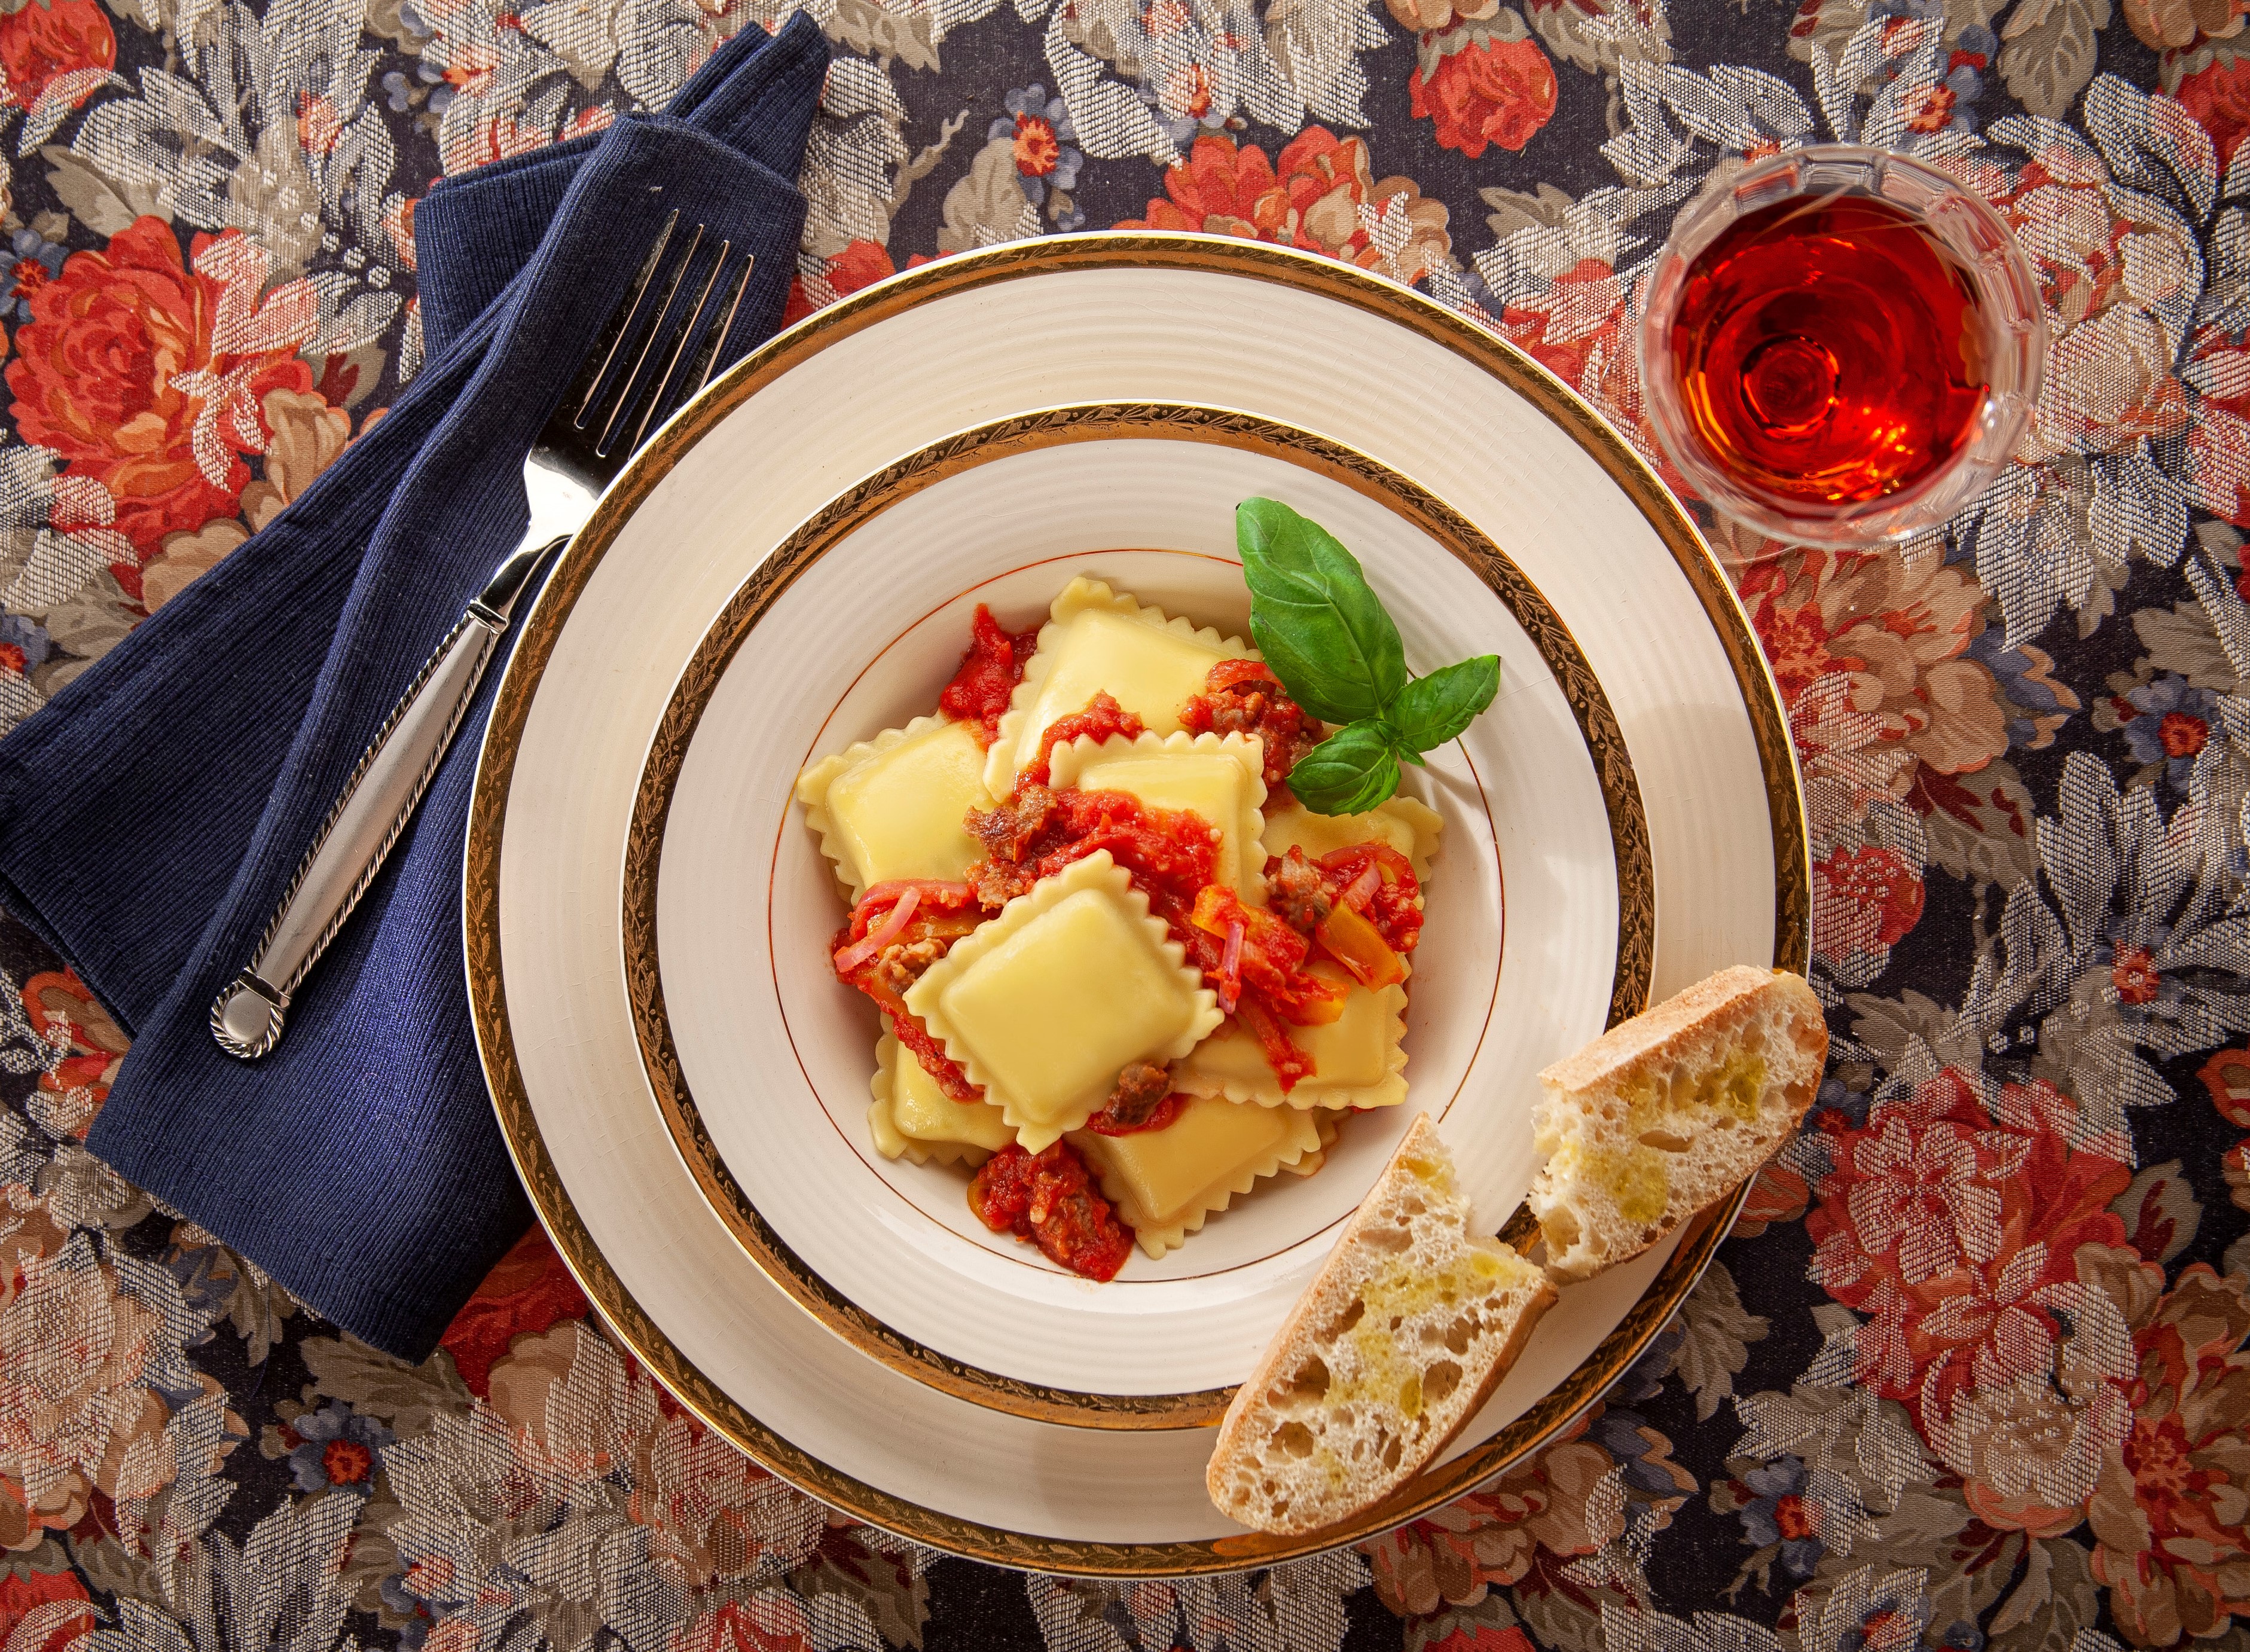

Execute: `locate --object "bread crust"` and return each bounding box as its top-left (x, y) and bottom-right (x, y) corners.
top-left (1205, 1115), bottom-right (1558, 1535)
top-left (1537, 965), bottom-right (1794, 1091)
top-left (1529, 967), bottom-right (1825, 1281)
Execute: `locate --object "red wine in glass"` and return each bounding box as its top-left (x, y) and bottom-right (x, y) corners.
top-left (1639, 147), bottom-right (2044, 552)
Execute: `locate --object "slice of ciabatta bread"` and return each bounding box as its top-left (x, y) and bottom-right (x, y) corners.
top-left (1528, 966), bottom-right (1825, 1281)
top-left (1206, 1115), bottom-right (1556, 1535)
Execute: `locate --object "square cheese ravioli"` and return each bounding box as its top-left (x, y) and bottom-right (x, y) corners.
top-left (1071, 1096), bottom-right (1322, 1256)
top-left (1046, 731), bottom-right (1268, 899)
top-left (866, 1028), bottom-right (1015, 1167)
top-left (905, 853), bottom-right (1222, 1151)
top-left (796, 714), bottom-right (994, 900)
top-left (984, 578), bottom-right (1258, 798)
top-left (1174, 958), bottom-right (1409, 1109)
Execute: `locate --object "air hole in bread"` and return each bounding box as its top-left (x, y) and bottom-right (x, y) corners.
top-left (1638, 1127), bottom-right (1693, 1152)
top-left (1364, 1223), bottom-right (1412, 1256)
top-left (1206, 1117), bottom-right (1561, 1537)
top-left (1542, 1204), bottom-right (1581, 1251)
top-left (1424, 1360), bottom-right (1463, 1407)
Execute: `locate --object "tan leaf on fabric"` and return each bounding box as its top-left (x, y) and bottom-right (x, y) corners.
top-left (2111, 1160), bottom-right (2204, 1265)
top-left (935, 138), bottom-right (1042, 255)
top-left (227, 125), bottom-right (325, 277)
top-left (245, 389), bottom-right (352, 527)
top-left (787, 1526), bottom-right (933, 1650)
top-left (35, 570), bottom-right (140, 692)
top-left (38, 146), bottom-right (164, 239)
top-left (297, 1333), bottom-right (477, 1439)
top-left (142, 520), bottom-right (249, 613)
top-left (1674, 1261), bottom-right (1769, 1422)
top-left (2135, 599), bottom-right (2241, 691)
top-left (2000, 0), bottom-right (2108, 117)
top-left (1988, 1535), bottom-right (2101, 1652)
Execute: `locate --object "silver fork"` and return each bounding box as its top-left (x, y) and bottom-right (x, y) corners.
top-left (210, 211), bottom-right (752, 1059)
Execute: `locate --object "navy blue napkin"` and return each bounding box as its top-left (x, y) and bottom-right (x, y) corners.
top-left (0, 13), bottom-right (828, 1361)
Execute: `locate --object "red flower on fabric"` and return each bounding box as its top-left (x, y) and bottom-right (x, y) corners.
top-left (20, 967), bottom-right (126, 1133)
top-left (0, 0), bottom-right (113, 113)
top-left (2178, 54), bottom-right (2250, 169)
top-left (1901, 82), bottom-right (1956, 132)
top-left (5, 218), bottom-right (316, 569)
top-left (2112, 945), bottom-right (2161, 1006)
top-left (296, 89), bottom-right (341, 157)
top-left (0, 1564), bottom-right (93, 1652)
top-left (2087, 1266), bottom-right (2250, 1645)
top-left (1114, 129), bottom-right (1454, 283)
top-left (1812, 844), bottom-right (1925, 963)
top-left (437, 1225), bottom-right (590, 1398)
top-left (322, 1437), bottom-right (372, 1486)
top-left (1806, 1069), bottom-right (2130, 1424)
top-left (2159, 710), bottom-right (2209, 757)
top-left (667, 1596), bottom-right (814, 1652)
top-left (1500, 257), bottom-right (1625, 390)
top-left (1011, 112), bottom-right (1060, 177)
top-left (1409, 17), bottom-right (1557, 158)
top-left (780, 239), bottom-right (901, 328)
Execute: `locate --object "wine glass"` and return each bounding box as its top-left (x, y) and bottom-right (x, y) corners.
top-left (1637, 145), bottom-right (2046, 554)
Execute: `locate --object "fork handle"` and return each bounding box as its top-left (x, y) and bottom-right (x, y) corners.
top-left (210, 533), bottom-right (566, 1060)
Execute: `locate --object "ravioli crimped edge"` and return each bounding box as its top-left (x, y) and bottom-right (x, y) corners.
top-left (1071, 1099), bottom-right (1324, 1258)
top-left (903, 850), bottom-right (1222, 1152)
top-left (1173, 964), bottom-right (1411, 1111)
top-left (794, 713), bottom-right (989, 902)
top-left (867, 1027), bottom-right (997, 1169)
top-left (981, 576), bottom-right (1260, 799)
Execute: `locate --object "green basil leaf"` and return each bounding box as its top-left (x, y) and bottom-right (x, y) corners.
top-left (1287, 719), bottom-right (1405, 816)
top-left (1387, 655), bottom-right (1500, 755)
top-left (1237, 497), bottom-right (1407, 724)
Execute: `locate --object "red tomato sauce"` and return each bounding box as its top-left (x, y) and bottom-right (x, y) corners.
top-left (1020, 692), bottom-right (1146, 786)
top-left (967, 1142), bottom-right (1133, 1281)
top-left (1024, 790), bottom-right (1216, 909)
top-left (1180, 659), bottom-right (1320, 793)
top-left (829, 880), bottom-right (985, 1101)
top-left (938, 604), bottom-right (1040, 747)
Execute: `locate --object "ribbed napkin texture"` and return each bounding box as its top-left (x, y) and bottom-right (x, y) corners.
top-left (0, 12), bottom-right (828, 1360)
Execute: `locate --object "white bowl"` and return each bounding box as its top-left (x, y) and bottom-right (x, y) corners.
top-left (629, 408), bottom-right (1643, 1420)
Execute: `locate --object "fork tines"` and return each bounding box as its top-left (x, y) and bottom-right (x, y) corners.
top-left (561, 209), bottom-right (755, 465)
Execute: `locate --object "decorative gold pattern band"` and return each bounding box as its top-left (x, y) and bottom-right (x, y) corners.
top-left (464, 230), bottom-right (1811, 1575)
top-left (620, 401), bottom-right (1655, 1429)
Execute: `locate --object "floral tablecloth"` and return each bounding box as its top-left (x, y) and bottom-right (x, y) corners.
top-left (2, 0), bottom-right (2246, 1644)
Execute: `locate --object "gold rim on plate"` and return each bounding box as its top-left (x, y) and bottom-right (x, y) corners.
top-left (465, 230), bottom-right (1811, 1574)
top-left (621, 400), bottom-right (1657, 1431)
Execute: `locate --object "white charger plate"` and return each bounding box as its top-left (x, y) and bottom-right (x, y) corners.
top-left (466, 233), bottom-right (1808, 1572)
top-left (626, 411), bottom-right (1645, 1424)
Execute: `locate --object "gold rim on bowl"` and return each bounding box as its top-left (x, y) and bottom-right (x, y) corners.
top-left (464, 230), bottom-right (1811, 1575)
top-left (621, 400), bottom-right (1654, 1431)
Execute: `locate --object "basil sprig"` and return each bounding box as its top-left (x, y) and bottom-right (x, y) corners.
top-left (1237, 497), bottom-right (1500, 816)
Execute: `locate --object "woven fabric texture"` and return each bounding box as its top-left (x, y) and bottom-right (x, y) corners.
top-left (0, 0), bottom-right (2241, 1650)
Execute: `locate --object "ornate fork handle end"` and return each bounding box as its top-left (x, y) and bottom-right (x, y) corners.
top-left (212, 972), bottom-right (289, 1060)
